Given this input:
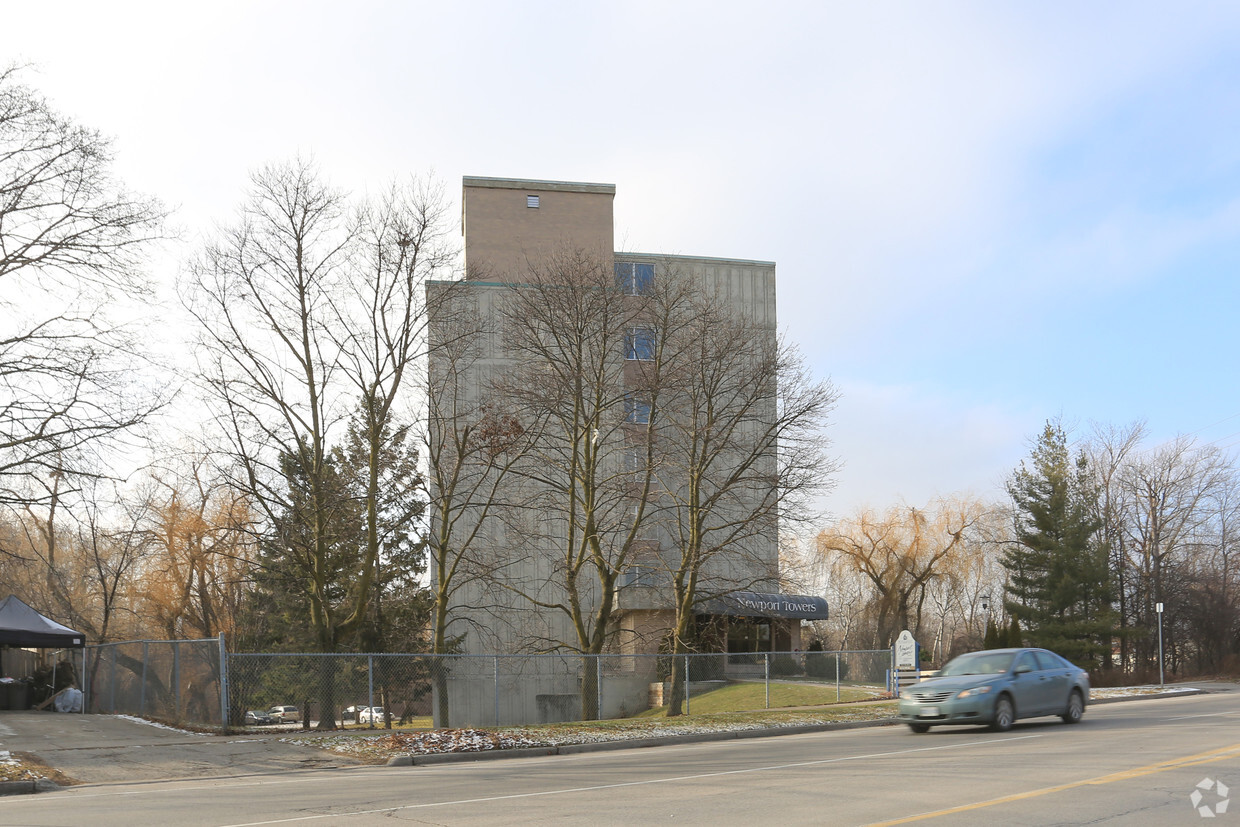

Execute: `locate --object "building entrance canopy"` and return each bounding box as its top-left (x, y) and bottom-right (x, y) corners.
top-left (704, 591), bottom-right (829, 620)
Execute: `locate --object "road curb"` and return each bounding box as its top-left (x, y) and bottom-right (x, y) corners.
top-left (387, 717), bottom-right (901, 766)
top-left (0, 779), bottom-right (60, 796)
top-left (1090, 688), bottom-right (1204, 705)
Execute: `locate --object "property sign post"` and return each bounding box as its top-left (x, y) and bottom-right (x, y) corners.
top-left (893, 630), bottom-right (919, 697)
top-left (894, 630), bottom-right (918, 669)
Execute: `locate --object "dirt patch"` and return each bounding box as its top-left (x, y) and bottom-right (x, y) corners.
top-left (9, 752), bottom-right (79, 786)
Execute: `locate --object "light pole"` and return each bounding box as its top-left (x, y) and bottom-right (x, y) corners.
top-left (1156, 602), bottom-right (1165, 689)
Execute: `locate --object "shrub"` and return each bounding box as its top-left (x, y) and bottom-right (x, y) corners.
top-left (770, 654), bottom-right (801, 676)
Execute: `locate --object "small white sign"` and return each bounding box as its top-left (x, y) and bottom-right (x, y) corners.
top-left (895, 630), bottom-right (918, 669)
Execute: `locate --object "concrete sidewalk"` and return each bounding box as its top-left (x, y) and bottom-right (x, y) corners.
top-left (0, 710), bottom-right (365, 789)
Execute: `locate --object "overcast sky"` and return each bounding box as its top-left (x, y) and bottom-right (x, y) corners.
top-left (5, 1), bottom-right (1240, 518)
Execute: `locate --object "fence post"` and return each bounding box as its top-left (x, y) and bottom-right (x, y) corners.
top-left (494, 656), bottom-right (500, 726)
top-left (173, 641), bottom-right (181, 720)
top-left (109, 645), bottom-right (117, 713)
top-left (764, 653), bottom-right (770, 709)
top-left (835, 653), bottom-right (840, 702)
top-left (218, 633), bottom-right (228, 730)
top-left (141, 641), bottom-right (149, 716)
top-left (81, 648), bottom-right (87, 714)
top-left (596, 655), bottom-right (603, 721)
top-left (684, 655), bottom-right (690, 716)
top-left (367, 655), bottom-right (375, 728)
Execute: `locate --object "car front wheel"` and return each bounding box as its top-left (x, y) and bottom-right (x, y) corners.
top-left (990, 696), bottom-right (1015, 732)
top-left (1061, 690), bottom-right (1084, 724)
top-left (908, 723), bottom-right (930, 734)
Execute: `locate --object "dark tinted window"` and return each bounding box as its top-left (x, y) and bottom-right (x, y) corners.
top-left (1033, 651), bottom-right (1061, 670)
top-left (625, 394), bottom-right (651, 424)
top-left (939, 651), bottom-right (1014, 676)
top-left (615, 262), bottom-right (654, 295)
top-left (1012, 652), bottom-right (1037, 672)
top-left (626, 327), bottom-right (655, 360)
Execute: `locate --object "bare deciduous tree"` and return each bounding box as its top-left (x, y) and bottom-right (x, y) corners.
top-left (488, 249), bottom-right (662, 719)
top-left (139, 454), bottom-right (257, 642)
top-left (185, 159), bottom-right (354, 676)
top-left (1084, 420), bottom-right (1146, 669)
top-left (423, 280), bottom-right (530, 726)
top-left (331, 177), bottom-right (453, 650)
top-left (817, 497), bottom-right (990, 648)
top-left (1119, 437), bottom-right (1230, 673)
top-left (652, 272), bottom-right (839, 715)
top-left (0, 67), bottom-right (167, 513)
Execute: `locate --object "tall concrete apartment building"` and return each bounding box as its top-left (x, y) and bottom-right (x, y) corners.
top-left (427, 176), bottom-right (827, 722)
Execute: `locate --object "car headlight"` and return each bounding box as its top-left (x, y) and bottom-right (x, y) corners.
top-left (956, 685), bottom-right (994, 699)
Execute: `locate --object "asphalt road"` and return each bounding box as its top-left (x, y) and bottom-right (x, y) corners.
top-left (3, 690), bottom-right (1239, 826)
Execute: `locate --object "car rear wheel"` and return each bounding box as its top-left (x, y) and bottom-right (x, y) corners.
top-left (908, 723), bottom-right (930, 734)
top-left (1061, 690), bottom-right (1084, 724)
top-left (990, 696), bottom-right (1014, 732)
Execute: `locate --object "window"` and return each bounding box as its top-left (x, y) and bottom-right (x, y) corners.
top-left (526, 194), bottom-right (540, 208)
top-left (614, 262), bottom-right (654, 295)
top-left (1032, 651), bottom-right (1061, 671)
top-left (621, 564), bottom-right (657, 588)
top-left (623, 446), bottom-right (646, 472)
top-left (624, 394), bottom-right (651, 424)
top-left (625, 327), bottom-right (655, 360)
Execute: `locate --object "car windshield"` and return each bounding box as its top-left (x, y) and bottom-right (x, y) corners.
top-left (938, 651), bottom-right (1015, 676)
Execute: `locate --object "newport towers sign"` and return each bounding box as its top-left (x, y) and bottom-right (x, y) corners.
top-left (704, 591), bottom-right (830, 620)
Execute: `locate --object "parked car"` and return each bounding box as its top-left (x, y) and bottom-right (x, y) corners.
top-left (898, 647), bottom-right (1090, 733)
top-left (268, 705), bottom-right (300, 723)
top-left (245, 709), bottom-right (276, 725)
top-left (358, 706), bottom-right (385, 724)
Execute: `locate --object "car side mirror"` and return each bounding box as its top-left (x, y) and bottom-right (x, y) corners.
top-left (1014, 665), bottom-right (1032, 675)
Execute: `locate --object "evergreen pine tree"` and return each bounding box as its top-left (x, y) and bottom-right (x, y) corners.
top-left (1006, 616), bottom-right (1023, 648)
top-left (984, 618), bottom-right (1001, 649)
top-left (1002, 421), bottom-right (1116, 667)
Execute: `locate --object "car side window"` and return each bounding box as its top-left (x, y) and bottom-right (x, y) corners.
top-left (1013, 653), bottom-right (1036, 673)
top-left (1033, 651), bottom-right (1059, 671)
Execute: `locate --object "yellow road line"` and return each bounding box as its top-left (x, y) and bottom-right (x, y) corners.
top-left (866, 742), bottom-right (1240, 826)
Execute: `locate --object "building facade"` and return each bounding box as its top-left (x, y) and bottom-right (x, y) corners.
top-left (426, 176), bottom-right (826, 722)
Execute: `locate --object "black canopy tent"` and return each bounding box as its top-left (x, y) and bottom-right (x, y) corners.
top-left (0, 595), bottom-right (85, 649)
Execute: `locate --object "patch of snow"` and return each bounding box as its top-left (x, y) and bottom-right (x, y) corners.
top-left (111, 714), bottom-right (207, 736)
top-left (1093, 686), bottom-right (1198, 698)
top-left (284, 708), bottom-right (899, 760)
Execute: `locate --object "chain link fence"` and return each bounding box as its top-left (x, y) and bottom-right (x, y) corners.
top-left (224, 649), bottom-right (893, 730)
top-left (71, 641), bottom-right (892, 730)
top-left (83, 638), bottom-right (224, 726)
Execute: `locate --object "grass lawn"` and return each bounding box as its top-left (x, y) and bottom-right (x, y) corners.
top-left (639, 680), bottom-right (881, 716)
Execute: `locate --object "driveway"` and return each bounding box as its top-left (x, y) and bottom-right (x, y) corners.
top-left (0, 711), bottom-right (365, 784)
